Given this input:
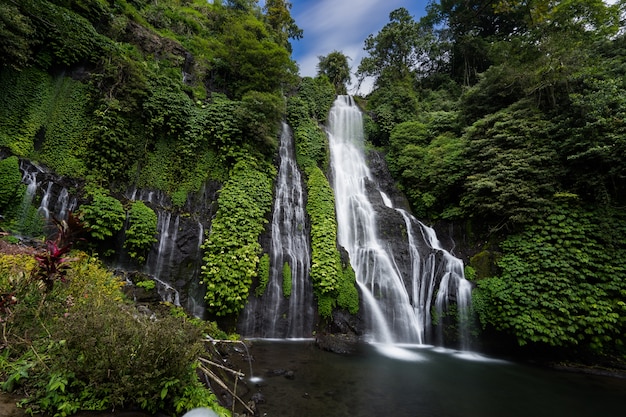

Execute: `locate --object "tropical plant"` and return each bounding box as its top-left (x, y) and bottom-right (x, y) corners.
top-left (123, 201), bottom-right (157, 264)
top-left (473, 197), bottom-right (626, 354)
top-left (32, 213), bottom-right (88, 292)
top-left (200, 158), bottom-right (274, 316)
top-left (77, 188), bottom-right (125, 242)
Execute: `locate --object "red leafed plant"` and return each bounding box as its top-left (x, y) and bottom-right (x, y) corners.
top-left (33, 212), bottom-right (89, 291)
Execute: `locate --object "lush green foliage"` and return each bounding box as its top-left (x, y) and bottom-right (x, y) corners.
top-left (474, 198), bottom-right (626, 353)
top-left (0, 156), bottom-right (22, 212)
top-left (282, 262), bottom-right (292, 297)
top-left (255, 253), bottom-right (270, 297)
top-left (365, 79), bottom-right (420, 146)
top-left (287, 92), bottom-right (330, 170)
top-left (461, 103), bottom-right (561, 226)
top-left (77, 188), bottom-right (125, 242)
top-left (123, 201), bottom-right (158, 264)
top-left (317, 51), bottom-right (351, 95)
top-left (305, 166), bottom-right (359, 317)
top-left (0, 0), bottom-right (298, 197)
top-left (0, 66), bottom-right (90, 176)
top-left (295, 77), bottom-right (336, 124)
top-left (0, 251), bottom-right (227, 416)
top-left (200, 159), bottom-right (274, 316)
top-left (336, 261), bottom-right (359, 315)
top-left (0, 68), bottom-right (53, 157)
top-left (10, 0), bottom-right (111, 69)
top-left (387, 124), bottom-right (465, 219)
top-left (305, 166), bottom-right (339, 296)
top-left (0, 2), bottom-right (35, 70)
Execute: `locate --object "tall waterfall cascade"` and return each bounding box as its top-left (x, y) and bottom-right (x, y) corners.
top-left (327, 95), bottom-right (472, 346)
top-left (239, 123), bottom-right (315, 338)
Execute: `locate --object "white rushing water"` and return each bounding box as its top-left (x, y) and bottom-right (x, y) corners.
top-left (16, 161), bottom-right (77, 232)
top-left (239, 123), bottom-right (315, 338)
top-left (327, 96), bottom-right (472, 346)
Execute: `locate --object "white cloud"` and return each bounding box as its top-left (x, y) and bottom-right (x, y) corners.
top-left (291, 0), bottom-right (423, 95)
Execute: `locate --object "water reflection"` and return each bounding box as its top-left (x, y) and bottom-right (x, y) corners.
top-left (244, 340), bottom-right (626, 417)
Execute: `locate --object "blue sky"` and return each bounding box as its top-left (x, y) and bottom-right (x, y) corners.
top-left (289, 0), bottom-right (431, 94)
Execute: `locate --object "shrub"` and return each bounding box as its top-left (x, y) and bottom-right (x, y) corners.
top-left (473, 199), bottom-right (626, 353)
top-left (1, 251), bottom-right (228, 416)
top-left (77, 188), bottom-right (125, 241)
top-left (123, 201), bottom-right (157, 264)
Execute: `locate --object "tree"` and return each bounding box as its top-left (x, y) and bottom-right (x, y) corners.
top-left (0, 2), bottom-right (35, 70)
top-left (419, 0), bottom-right (528, 85)
top-left (356, 8), bottom-right (423, 88)
top-left (460, 102), bottom-right (561, 228)
top-left (317, 51), bottom-right (351, 95)
top-left (225, 0), bottom-right (259, 12)
top-left (211, 13), bottom-right (297, 98)
top-left (263, 0), bottom-right (303, 52)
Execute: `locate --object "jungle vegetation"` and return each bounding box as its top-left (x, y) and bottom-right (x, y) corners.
top-left (355, 0), bottom-right (626, 360)
top-left (0, 0), bottom-right (626, 414)
top-left (0, 0), bottom-right (314, 415)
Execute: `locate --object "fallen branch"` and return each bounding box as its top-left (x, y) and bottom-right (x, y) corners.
top-left (198, 356), bottom-right (245, 377)
top-left (198, 363), bottom-right (255, 415)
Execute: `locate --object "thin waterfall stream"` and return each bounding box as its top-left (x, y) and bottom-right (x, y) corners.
top-left (327, 95), bottom-right (472, 346)
top-left (239, 123), bottom-right (315, 338)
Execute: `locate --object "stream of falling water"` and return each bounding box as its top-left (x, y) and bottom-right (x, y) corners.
top-left (239, 123), bottom-right (315, 338)
top-left (327, 95), bottom-right (472, 346)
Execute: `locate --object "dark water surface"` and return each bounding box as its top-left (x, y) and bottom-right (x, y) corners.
top-left (245, 340), bottom-right (626, 417)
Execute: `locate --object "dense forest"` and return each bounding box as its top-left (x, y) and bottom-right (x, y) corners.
top-left (0, 0), bottom-right (625, 415)
top-left (352, 0), bottom-right (626, 360)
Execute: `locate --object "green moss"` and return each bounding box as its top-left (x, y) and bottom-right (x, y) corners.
top-left (337, 263), bottom-right (359, 314)
top-left (469, 250), bottom-right (500, 280)
top-left (255, 253), bottom-right (270, 297)
top-left (282, 262), bottom-right (292, 297)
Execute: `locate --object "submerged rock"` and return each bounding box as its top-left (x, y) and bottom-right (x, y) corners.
top-left (315, 333), bottom-right (359, 355)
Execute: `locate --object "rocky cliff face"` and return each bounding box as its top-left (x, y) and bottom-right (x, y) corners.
top-left (15, 158), bottom-right (222, 318)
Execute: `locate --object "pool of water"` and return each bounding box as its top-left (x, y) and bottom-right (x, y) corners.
top-left (243, 340), bottom-right (626, 417)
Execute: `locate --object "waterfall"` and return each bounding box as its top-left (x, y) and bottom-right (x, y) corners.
top-left (141, 209), bottom-right (181, 307)
top-left (186, 222), bottom-right (206, 318)
top-left (15, 160), bottom-right (77, 235)
top-left (239, 123), bottom-right (315, 338)
top-left (118, 187), bottom-right (212, 317)
top-left (16, 162), bottom-right (40, 233)
top-left (327, 96), bottom-right (472, 347)
top-left (38, 181), bottom-right (77, 221)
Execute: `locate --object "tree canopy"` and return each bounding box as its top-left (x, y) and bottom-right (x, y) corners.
top-left (317, 51), bottom-right (351, 95)
top-left (358, 0), bottom-right (626, 358)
